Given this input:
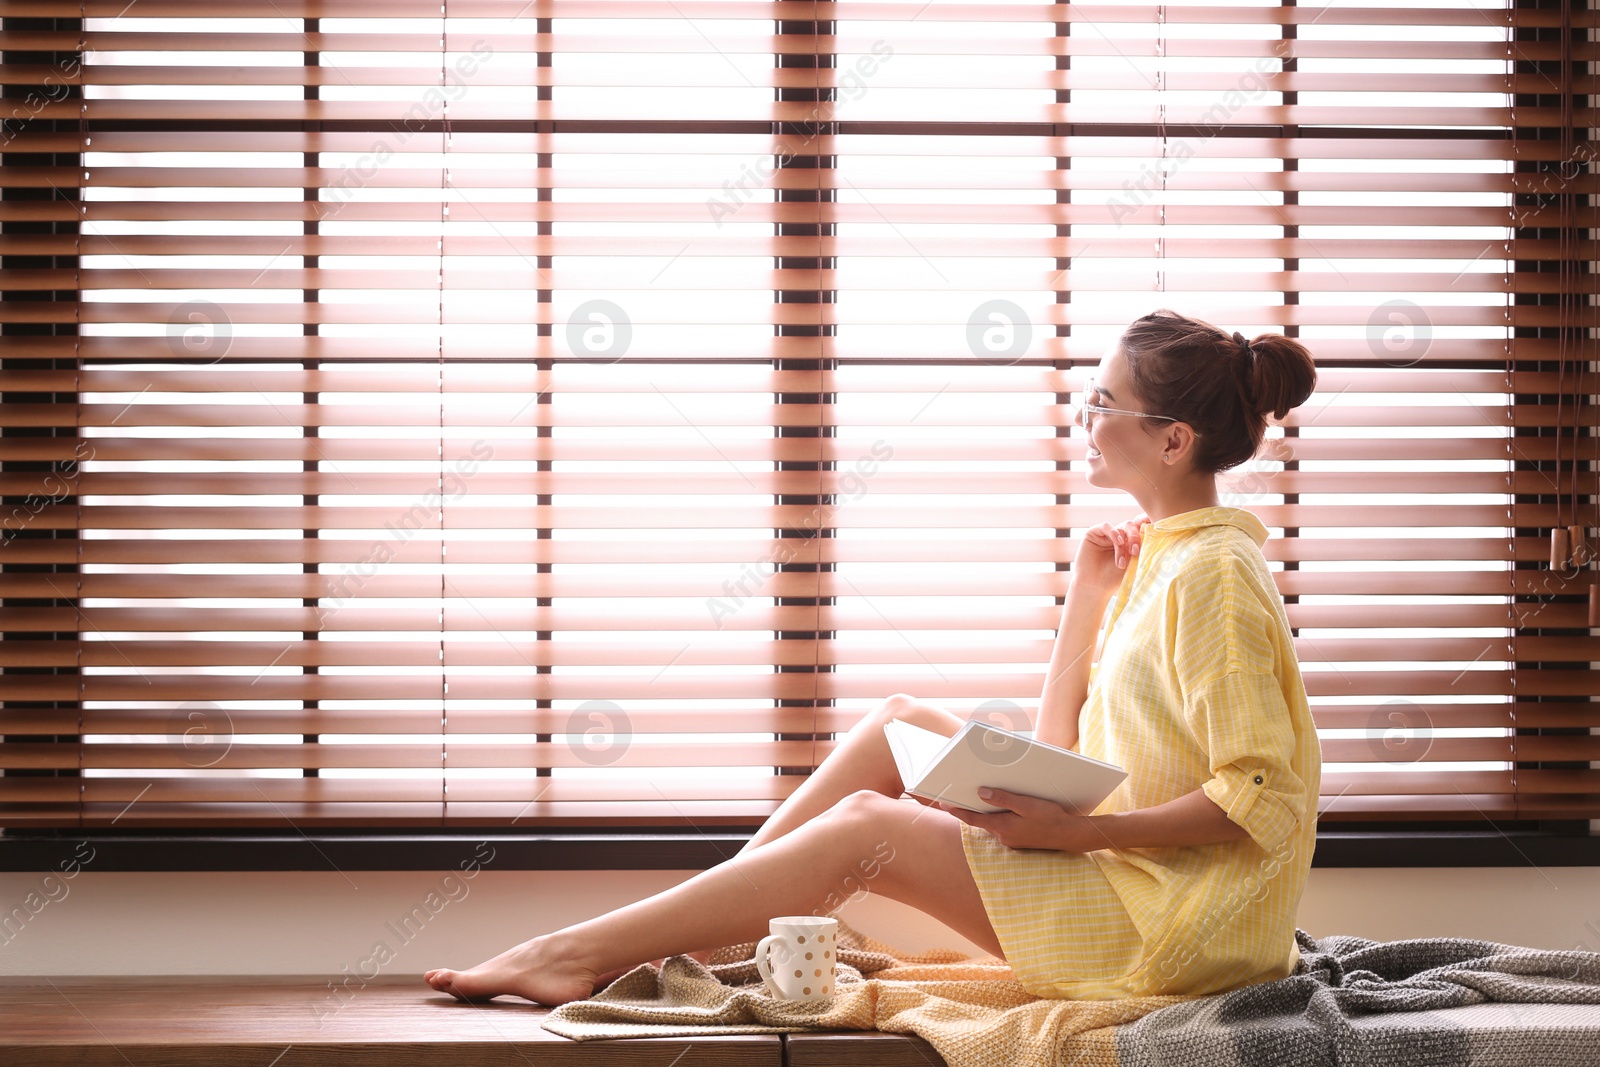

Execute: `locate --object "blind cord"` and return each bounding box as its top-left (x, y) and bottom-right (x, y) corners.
top-left (438, 0), bottom-right (450, 819)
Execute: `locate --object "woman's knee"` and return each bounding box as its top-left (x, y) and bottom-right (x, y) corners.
top-left (829, 788), bottom-right (898, 821)
top-left (815, 793), bottom-right (976, 911)
top-left (820, 789), bottom-right (908, 843)
top-left (867, 692), bottom-right (964, 734)
top-left (825, 790), bottom-right (948, 854)
top-left (813, 791), bottom-right (912, 894)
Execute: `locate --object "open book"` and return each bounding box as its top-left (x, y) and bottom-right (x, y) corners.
top-left (884, 718), bottom-right (1128, 815)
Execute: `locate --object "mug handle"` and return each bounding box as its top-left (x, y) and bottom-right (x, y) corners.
top-left (754, 933), bottom-right (785, 998)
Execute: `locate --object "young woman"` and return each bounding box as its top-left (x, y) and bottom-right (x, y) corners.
top-left (424, 308), bottom-right (1322, 1005)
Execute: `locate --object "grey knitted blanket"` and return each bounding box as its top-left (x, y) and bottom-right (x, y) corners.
top-left (1114, 929), bottom-right (1600, 1066)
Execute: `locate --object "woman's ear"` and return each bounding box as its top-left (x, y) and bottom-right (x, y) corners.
top-left (1160, 423), bottom-right (1199, 465)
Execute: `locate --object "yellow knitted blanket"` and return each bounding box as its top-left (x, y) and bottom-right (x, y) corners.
top-left (539, 921), bottom-right (1194, 1067)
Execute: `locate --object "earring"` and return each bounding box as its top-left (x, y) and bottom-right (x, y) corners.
top-left (1162, 454), bottom-right (1173, 464)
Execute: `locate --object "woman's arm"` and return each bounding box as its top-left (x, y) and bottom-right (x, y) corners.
top-left (944, 785), bottom-right (1249, 852)
top-left (1084, 787), bottom-right (1250, 848)
top-left (1032, 583), bottom-right (1112, 751)
top-left (1034, 517), bottom-right (1149, 750)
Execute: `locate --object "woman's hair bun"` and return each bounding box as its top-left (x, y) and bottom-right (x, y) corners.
top-left (1118, 309), bottom-right (1319, 473)
top-left (1244, 333), bottom-right (1317, 420)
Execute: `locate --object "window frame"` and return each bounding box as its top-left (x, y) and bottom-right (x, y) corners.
top-left (2, 825), bottom-right (1599, 872)
top-left (3, 1), bottom-right (1597, 866)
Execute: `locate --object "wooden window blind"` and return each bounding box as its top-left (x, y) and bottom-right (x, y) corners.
top-left (1, 1), bottom-right (1596, 832)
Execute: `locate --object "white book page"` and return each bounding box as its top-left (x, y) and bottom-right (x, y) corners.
top-left (883, 717), bottom-right (1127, 814)
top-left (882, 718), bottom-right (954, 793)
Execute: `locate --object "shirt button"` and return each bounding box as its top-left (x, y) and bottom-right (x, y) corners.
top-left (1253, 775), bottom-right (1264, 785)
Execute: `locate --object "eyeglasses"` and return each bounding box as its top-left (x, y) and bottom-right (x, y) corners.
top-left (1078, 378), bottom-right (1195, 436)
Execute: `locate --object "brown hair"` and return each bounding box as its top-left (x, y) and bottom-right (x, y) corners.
top-left (1116, 308), bottom-right (1317, 473)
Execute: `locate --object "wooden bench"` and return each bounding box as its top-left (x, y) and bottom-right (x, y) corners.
top-left (11, 975), bottom-right (1600, 1066)
top-left (0, 975), bottom-right (943, 1067)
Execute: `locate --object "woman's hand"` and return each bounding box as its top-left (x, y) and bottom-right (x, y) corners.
top-left (1072, 515), bottom-right (1150, 598)
top-left (940, 787), bottom-right (1108, 852)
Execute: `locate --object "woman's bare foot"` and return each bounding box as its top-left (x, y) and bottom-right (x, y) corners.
top-left (431, 945), bottom-right (722, 1003)
top-left (424, 934), bottom-right (599, 1006)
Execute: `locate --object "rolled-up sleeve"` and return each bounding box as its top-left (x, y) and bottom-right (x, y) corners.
top-left (1188, 671), bottom-right (1307, 853)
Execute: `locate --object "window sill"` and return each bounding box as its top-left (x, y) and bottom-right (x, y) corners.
top-left (3, 828), bottom-right (1598, 872)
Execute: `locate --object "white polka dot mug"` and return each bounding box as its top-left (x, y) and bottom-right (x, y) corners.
top-left (754, 916), bottom-right (837, 1002)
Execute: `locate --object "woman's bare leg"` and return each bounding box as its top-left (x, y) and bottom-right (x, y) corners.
top-left (423, 791), bottom-right (1001, 1005)
top-left (585, 693), bottom-right (971, 986)
top-left (741, 692), bottom-right (967, 853)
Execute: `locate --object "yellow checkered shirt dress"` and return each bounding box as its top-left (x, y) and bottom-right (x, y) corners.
top-left (959, 505), bottom-right (1322, 999)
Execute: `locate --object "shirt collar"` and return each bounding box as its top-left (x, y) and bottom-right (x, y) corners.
top-left (1146, 505), bottom-right (1269, 547)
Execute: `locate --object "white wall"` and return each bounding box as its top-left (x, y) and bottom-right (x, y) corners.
top-left (3, 865), bottom-right (1599, 976)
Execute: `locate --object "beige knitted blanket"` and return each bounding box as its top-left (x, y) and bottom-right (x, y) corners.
top-left (539, 921), bottom-right (1192, 1067)
top-left (543, 924), bottom-right (1600, 1067)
